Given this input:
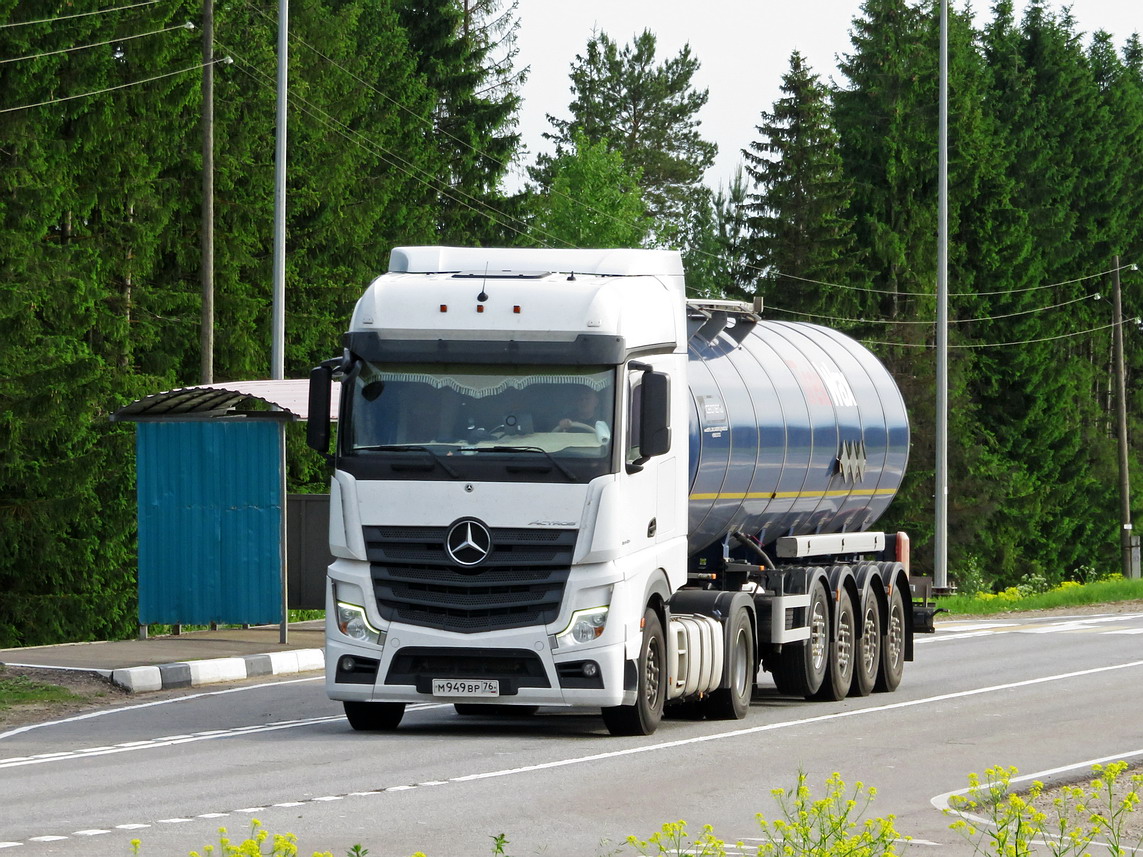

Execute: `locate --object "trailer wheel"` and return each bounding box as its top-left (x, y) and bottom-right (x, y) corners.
top-left (343, 700), bottom-right (405, 731)
top-left (850, 591), bottom-right (881, 697)
top-left (701, 608), bottom-right (753, 720)
top-left (875, 586), bottom-right (906, 692)
top-left (602, 607), bottom-right (665, 736)
top-left (814, 587), bottom-right (855, 701)
top-left (775, 581), bottom-right (829, 698)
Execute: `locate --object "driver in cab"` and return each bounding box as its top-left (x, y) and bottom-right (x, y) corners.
top-left (554, 386), bottom-right (608, 439)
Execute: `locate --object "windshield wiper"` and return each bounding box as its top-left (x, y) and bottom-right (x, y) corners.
top-left (356, 444), bottom-right (461, 478)
top-left (458, 446), bottom-right (578, 482)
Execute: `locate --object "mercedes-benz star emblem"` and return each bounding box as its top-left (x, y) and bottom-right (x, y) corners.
top-left (445, 519), bottom-right (492, 567)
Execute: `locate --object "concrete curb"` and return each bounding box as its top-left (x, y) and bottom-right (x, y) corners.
top-left (110, 649), bottom-right (326, 693)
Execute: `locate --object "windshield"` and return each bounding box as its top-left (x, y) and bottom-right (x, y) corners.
top-left (341, 362), bottom-right (616, 482)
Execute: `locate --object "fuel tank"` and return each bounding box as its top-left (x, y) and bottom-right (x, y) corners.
top-left (686, 313), bottom-right (909, 556)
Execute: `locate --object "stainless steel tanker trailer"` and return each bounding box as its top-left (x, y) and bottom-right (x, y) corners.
top-left (306, 246), bottom-right (922, 736)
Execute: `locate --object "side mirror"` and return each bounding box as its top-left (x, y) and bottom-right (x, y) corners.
top-left (307, 364), bottom-right (333, 454)
top-left (638, 371), bottom-right (671, 459)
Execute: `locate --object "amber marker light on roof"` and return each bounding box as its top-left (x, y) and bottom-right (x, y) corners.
top-left (476, 305), bottom-right (484, 313)
top-left (513, 306), bottom-right (521, 314)
top-left (440, 305), bottom-right (448, 312)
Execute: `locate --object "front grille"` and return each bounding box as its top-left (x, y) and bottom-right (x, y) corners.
top-left (386, 647), bottom-right (551, 694)
top-left (364, 525), bottom-right (577, 633)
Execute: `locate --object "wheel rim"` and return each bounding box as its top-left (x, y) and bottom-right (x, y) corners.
top-left (837, 607), bottom-right (854, 676)
top-left (887, 602), bottom-right (904, 668)
top-left (810, 597), bottom-right (828, 671)
top-left (646, 632), bottom-right (663, 708)
top-left (862, 604), bottom-right (879, 677)
top-left (731, 627), bottom-right (750, 693)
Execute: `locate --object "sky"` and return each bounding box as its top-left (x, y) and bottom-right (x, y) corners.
top-left (508, 0), bottom-right (1141, 192)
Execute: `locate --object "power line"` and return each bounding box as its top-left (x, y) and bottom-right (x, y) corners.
top-left (764, 291), bottom-right (1103, 327)
top-left (0, 0), bottom-right (165, 29)
top-left (222, 51), bottom-right (571, 250)
top-left (0, 21), bottom-right (194, 66)
top-left (0, 56), bottom-right (230, 115)
top-left (772, 262), bottom-right (1135, 299)
top-left (238, 1), bottom-right (639, 236)
top-left (860, 317), bottom-right (1141, 350)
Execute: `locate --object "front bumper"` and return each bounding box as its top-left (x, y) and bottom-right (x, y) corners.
top-left (325, 624), bottom-right (634, 708)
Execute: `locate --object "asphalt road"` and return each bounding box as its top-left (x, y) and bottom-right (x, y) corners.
top-left (4, 611), bottom-right (1143, 857)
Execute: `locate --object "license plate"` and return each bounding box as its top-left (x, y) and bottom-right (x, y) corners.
top-left (431, 678), bottom-right (500, 698)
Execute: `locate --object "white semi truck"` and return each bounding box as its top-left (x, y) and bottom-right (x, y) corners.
top-left (307, 246), bottom-right (920, 736)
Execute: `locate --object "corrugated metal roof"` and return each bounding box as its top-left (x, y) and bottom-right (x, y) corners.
top-left (112, 380), bottom-right (339, 422)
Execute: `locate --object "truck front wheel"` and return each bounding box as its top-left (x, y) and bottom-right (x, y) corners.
top-left (701, 607), bottom-right (754, 720)
top-left (602, 607), bottom-right (666, 736)
top-left (344, 700), bottom-right (405, 731)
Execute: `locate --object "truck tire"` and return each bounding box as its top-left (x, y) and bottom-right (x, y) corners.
top-left (700, 607), bottom-right (753, 720)
top-left (602, 607), bottom-right (666, 736)
top-left (814, 587), bottom-right (855, 701)
top-left (850, 590), bottom-right (881, 697)
top-left (774, 581), bottom-right (829, 698)
top-left (875, 586), bottom-right (906, 692)
top-left (344, 700), bottom-right (405, 731)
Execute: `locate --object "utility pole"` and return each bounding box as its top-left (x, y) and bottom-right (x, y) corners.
top-left (934, 0), bottom-right (950, 592)
top-left (271, 0), bottom-right (288, 382)
top-left (200, 0), bottom-right (215, 384)
top-left (1111, 256), bottom-right (1137, 578)
top-left (272, 0), bottom-right (289, 644)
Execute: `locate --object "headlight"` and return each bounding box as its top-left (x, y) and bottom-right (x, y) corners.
top-left (556, 607), bottom-right (609, 647)
top-left (336, 602), bottom-right (384, 646)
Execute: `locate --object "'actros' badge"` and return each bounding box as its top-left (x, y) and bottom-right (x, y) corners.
top-left (445, 519), bottom-right (492, 567)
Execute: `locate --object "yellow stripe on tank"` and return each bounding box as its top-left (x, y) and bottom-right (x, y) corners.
top-left (689, 488), bottom-right (900, 501)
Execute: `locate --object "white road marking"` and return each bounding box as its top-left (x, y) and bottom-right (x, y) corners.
top-left (0, 675), bottom-right (324, 741)
top-left (0, 716), bottom-right (346, 769)
top-left (924, 613), bottom-right (1143, 642)
top-left (0, 702), bottom-right (447, 769)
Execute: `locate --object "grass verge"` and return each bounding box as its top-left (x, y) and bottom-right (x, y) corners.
top-left (0, 667), bottom-right (81, 711)
top-left (935, 576), bottom-right (1143, 616)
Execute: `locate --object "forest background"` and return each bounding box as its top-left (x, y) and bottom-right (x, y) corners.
top-left (0, 0), bottom-right (1140, 646)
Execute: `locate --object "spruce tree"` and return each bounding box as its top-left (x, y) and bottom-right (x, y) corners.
top-left (393, 0), bottom-right (524, 245)
top-left (741, 50), bottom-right (858, 323)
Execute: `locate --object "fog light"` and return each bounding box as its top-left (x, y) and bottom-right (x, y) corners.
top-left (582, 662), bottom-right (599, 678)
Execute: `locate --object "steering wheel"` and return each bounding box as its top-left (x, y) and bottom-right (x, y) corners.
top-left (555, 421), bottom-right (597, 433)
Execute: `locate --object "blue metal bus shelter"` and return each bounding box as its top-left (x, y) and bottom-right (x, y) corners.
top-left (112, 381), bottom-right (335, 642)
